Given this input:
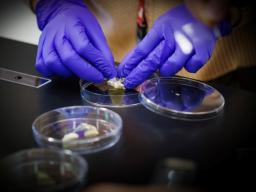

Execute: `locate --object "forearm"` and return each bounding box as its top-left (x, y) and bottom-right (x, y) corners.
top-left (184, 0), bottom-right (231, 27)
top-left (29, 0), bottom-right (84, 12)
top-left (29, 0), bottom-right (37, 12)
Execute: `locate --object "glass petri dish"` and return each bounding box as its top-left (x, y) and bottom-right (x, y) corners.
top-left (80, 80), bottom-right (140, 108)
top-left (139, 77), bottom-right (225, 120)
top-left (32, 106), bottom-right (122, 154)
top-left (0, 148), bottom-right (87, 191)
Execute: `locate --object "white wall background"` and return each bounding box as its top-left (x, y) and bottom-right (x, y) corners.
top-left (0, 0), bottom-right (40, 45)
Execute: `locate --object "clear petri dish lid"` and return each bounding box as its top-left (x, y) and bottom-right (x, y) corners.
top-left (139, 77), bottom-right (225, 120)
top-left (80, 80), bottom-right (140, 108)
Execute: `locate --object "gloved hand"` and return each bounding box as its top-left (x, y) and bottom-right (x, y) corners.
top-left (118, 4), bottom-right (231, 89)
top-left (35, 0), bottom-right (116, 83)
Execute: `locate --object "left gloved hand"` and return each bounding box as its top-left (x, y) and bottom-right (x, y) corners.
top-left (118, 4), bottom-right (231, 89)
top-left (35, 0), bottom-right (116, 82)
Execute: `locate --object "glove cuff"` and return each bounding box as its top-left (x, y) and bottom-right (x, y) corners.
top-left (213, 20), bottom-right (232, 39)
top-left (218, 20), bottom-right (232, 37)
top-left (35, 0), bottom-right (84, 30)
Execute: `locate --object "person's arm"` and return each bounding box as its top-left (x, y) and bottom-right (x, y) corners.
top-left (29, 0), bottom-right (37, 12)
top-left (184, 0), bottom-right (231, 28)
top-left (185, 0), bottom-right (245, 30)
top-left (21, 0), bottom-right (37, 12)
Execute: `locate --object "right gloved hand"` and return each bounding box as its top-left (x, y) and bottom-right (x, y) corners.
top-left (118, 4), bottom-right (231, 89)
top-left (35, 0), bottom-right (116, 83)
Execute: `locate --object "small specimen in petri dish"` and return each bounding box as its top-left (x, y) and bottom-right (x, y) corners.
top-left (32, 106), bottom-right (122, 154)
top-left (62, 123), bottom-right (99, 143)
top-left (107, 78), bottom-right (125, 89)
top-left (80, 80), bottom-right (140, 107)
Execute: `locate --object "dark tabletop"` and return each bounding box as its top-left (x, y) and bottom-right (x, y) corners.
top-left (0, 37), bottom-right (256, 190)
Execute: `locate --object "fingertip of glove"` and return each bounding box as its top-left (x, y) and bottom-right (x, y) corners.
top-left (159, 68), bottom-right (172, 77)
top-left (107, 68), bottom-right (117, 79)
top-left (185, 60), bottom-right (204, 73)
top-left (117, 66), bottom-right (126, 78)
top-left (35, 63), bottom-right (53, 77)
top-left (78, 71), bottom-right (104, 83)
top-left (124, 80), bottom-right (136, 89)
top-left (90, 77), bottom-right (104, 84)
top-left (185, 66), bottom-right (200, 73)
top-left (93, 73), bottom-right (105, 83)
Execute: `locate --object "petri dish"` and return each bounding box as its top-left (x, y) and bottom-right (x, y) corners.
top-left (80, 80), bottom-right (140, 108)
top-left (0, 148), bottom-right (87, 191)
top-left (139, 77), bottom-right (225, 120)
top-left (32, 106), bottom-right (122, 154)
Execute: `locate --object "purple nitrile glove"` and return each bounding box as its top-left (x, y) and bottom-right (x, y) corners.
top-left (35, 0), bottom-right (116, 83)
top-left (118, 4), bottom-right (231, 89)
